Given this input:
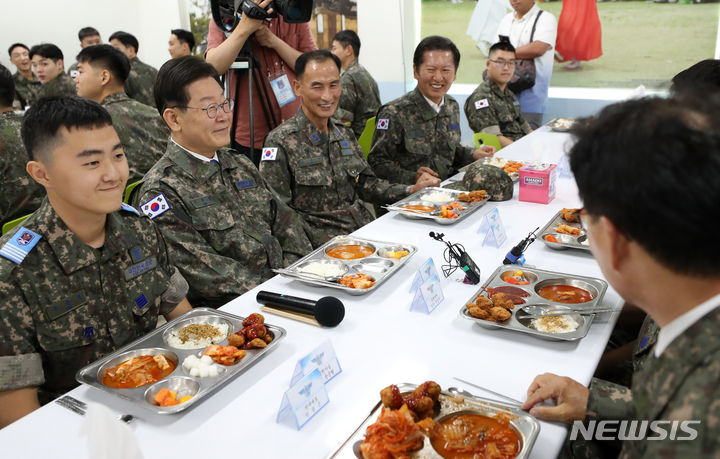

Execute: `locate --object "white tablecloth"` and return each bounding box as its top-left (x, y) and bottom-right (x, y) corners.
top-left (0, 126), bottom-right (623, 459)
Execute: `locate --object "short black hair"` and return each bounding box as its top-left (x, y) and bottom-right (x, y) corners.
top-left (8, 43), bottom-right (29, 57)
top-left (295, 50), bottom-right (341, 80)
top-left (21, 96), bottom-right (113, 162)
top-left (0, 64), bottom-right (15, 108)
top-left (333, 30), bottom-right (360, 58)
top-left (154, 55), bottom-right (222, 116)
top-left (413, 36), bottom-right (460, 70)
top-left (171, 29), bottom-right (196, 51)
top-left (76, 44), bottom-right (131, 84)
top-left (489, 40), bottom-right (516, 58)
top-left (569, 94), bottom-right (720, 276)
top-left (671, 59), bottom-right (720, 94)
top-left (78, 27), bottom-right (101, 41)
top-left (29, 43), bottom-right (64, 62)
top-left (109, 31), bottom-right (139, 53)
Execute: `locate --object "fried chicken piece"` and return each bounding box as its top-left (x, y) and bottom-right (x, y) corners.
top-left (490, 306), bottom-right (512, 322)
top-left (491, 293), bottom-right (515, 310)
top-left (475, 295), bottom-right (493, 309)
top-left (380, 384), bottom-right (404, 410)
top-left (555, 224), bottom-right (581, 236)
top-left (561, 208), bottom-right (581, 223)
top-left (227, 332), bottom-right (245, 348)
top-left (468, 305), bottom-right (490, 320)
top-left (244, 338), bottom-right (267, 349)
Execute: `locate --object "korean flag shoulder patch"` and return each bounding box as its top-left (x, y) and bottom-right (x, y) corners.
top-left (140, 193), bottom-right (171, 219)
top-left (261, 147), bottom-right (278, 161)
top-left (474, 98), bottom-right (489, 110)
top-left (376, 118), bottom-right (390, 130)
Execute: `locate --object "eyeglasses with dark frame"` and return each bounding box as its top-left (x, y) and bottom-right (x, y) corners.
top-left (169, 99), bottom-right (235, 119)
top-left (489, 59), bottom-right (518, 69)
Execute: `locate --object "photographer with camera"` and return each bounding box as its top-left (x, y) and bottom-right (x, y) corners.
top-left (206, 0), bottom-right (316, 165)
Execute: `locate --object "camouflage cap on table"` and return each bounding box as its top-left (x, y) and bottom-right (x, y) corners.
top-left (443, 164), bottom-right (513, 201)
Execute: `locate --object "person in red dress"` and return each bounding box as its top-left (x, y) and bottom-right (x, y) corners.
top-left (555, 0), bottom-right (602, 69)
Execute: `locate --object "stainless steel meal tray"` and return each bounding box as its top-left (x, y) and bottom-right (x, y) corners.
top-left (460, 266), bottom-right (609, 341)
top-left (387, 187), bottom-right (491, 225)
top-left (327, 383), bottom-right (540, 459)
top-left (546, 117), bottom-right (575, 132)
top-left (274, 235), bottom-right (417, 295)
top-left (76, 308), bottom-right (286, 414)
top-left (539, 210), bottom-right (592, 252)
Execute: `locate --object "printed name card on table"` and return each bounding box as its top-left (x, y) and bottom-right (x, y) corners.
top-left (276, 369), bottom-right (329, 429)
top-left (278, 341), bottom-right (341, 430)
top-left (290, 340), bottom-right (342, 386)
top-left (409, 258), bottom-right (444, 314)
top-left (477, 208), bottom-right (507, 248)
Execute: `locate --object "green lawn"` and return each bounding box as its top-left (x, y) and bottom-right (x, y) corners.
top-left (421, 0), bottom-right (718, 88)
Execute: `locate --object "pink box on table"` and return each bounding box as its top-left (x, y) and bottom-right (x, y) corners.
top-left (519, 163), bottom-right (557, 204)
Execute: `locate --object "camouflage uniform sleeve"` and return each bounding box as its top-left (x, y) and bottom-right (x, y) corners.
top-left (258, 174), bottom-right (312, 265)
top-left (258, 136), bottom-right (294, 206)
top-left (335, 72), bottom-right (357, 123)
top-left (367, 106), bottom-right (416, 184)
top-left (134, 186), bottom-right (259, 302)
top-left (452, 144), bottom-right (476, 173)
top-left (145, 219), bottom-right (190, 314)
top-left (586, 377), bottom-right (634, 421)
top-left (464, 90), bottom-right (501, 135)
top-left (356, 159), bottom-right (409, 205)
top-left (520, 115), bottom-right (533, 135)
top-left (0, 266), bottom-right (45, 391)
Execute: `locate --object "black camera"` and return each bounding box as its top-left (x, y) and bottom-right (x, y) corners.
top-left (211, 0), bottom-right (313, 33)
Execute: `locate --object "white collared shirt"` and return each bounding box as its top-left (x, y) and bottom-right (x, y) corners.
top-left (654, 291), bottom-right (720, 357)
top-left (422, 94), bottom-right (444, 114)
top-left (170, 137), bottom-right (219, 163)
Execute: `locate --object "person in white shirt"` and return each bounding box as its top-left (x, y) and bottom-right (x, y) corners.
top-left (521, 94), bottom-right (720, 457)
top-left (496, 0), bottom-right (557, 128)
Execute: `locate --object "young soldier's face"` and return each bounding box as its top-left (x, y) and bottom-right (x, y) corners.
top-left (294, 59), bottom-right (341, 125)
top-left (39, 125), bottom-right (128, 216)
top-left (81, 35), bottom-right (102, 48)
top-left (10, 46), bottom-right (31, 72)
top-left (74, 62), bottom-right (105, 102)
top-left (413, 50), bottom-right (457, 105)
top-left (487, 49), bottom-right (516, 86)
top-left (168, 34), bottom-right (190, 58)
top-left (32, 56), bottom-right (64, 83)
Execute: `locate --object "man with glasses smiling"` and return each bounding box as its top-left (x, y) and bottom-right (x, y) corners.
top-left (465, 40), bottom-right (533, 148)
top-left (134, 56), bottom-right (312, 309)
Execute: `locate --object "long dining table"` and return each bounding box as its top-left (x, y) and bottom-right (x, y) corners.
top-left (0, 125), bottom-right (624, 459)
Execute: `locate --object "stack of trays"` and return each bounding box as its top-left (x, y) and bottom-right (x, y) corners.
top-left (539, 210), bottom-right (591, 252)
top-left (386, 187), bottom-right (491, 225)
top-left (76, 308), bottom-right (286, 414)
top-left (274, 235), bottom-right (417, 295)
top-left (460, 266), bottom-right (609, 341)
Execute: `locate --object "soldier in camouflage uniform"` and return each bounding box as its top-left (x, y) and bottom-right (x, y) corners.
top-left (464, 41), bottom-right (532, 148)
top-left (368, 36), bottom-right (495, 185)
top-left (260, 51), bottom-right (440, 248)
top-left (521, 96), bottom-right (720, 457)
top-left (8, 43), bottom-right (42, 108)
top-left (109, 31), bottom-right (158, 107)
top-left (75, 45), bottom-right (168, 182)
top-left (443, 163), bottom-right (513, 201)
top-left (29, 44), bottom-right (76, 99)
top-left (134, 56), bottom-right (312, 308)
top-left (67, 26), bottom-right (103, 79)
top-left (330, 30), bottom-right (381, 139)
top-left (0, 96), bottom-right (191, 428)
top-left (0, 66), bottom-right (44, 225)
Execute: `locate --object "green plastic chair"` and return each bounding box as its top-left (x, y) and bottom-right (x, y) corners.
top-left (358, 116), bottom-right (376, 159)
top-left (124, 180), bottom-right (142, 204)
top-left (2, 214), bottom-right (31, 235)
top-left (472, 132), bottom-right (502, 152)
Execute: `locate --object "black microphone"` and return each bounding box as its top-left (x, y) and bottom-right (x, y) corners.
top-left (256, 291), bottom-right (345, 327)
